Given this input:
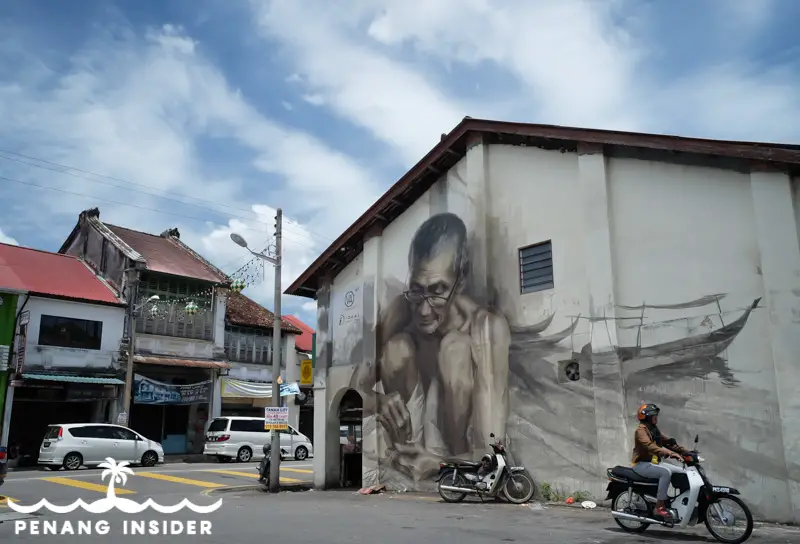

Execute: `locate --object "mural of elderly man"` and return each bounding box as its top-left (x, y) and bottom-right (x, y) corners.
top-left (350, 212), bottom-right (511, 481)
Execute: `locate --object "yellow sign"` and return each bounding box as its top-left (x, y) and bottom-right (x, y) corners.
top-left (300, 359), bottom-right (313, 386)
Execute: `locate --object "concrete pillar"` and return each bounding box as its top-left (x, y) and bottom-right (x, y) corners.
top-left (360, 226), bottom-right (383, 485)
top-left (577, 143), bottom-right (630, 482)
top-left (750, 169), bottom-right (800, 523)
top-left (212, 289), bottom-right (228, 355)
top-left (211, 374), bottom-right (222, 420)
top-left (312, 278), bottom-right (333, 488)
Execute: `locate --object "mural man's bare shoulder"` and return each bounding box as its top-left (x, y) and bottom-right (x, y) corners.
top-left (472, 307), bottom-right (511, 344)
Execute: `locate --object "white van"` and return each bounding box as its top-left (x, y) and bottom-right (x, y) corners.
top-left (203, 416), bottom-right (313, 463)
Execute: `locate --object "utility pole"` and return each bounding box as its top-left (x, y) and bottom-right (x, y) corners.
top-left (121, 268), bottom-right (139, 426)
top-left (269, 208), bottom-right (283, 493)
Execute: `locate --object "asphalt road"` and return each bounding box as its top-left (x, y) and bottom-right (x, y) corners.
top-left (0, 459), bottom-right (312, 508)
top-left (2, 469), bottom-right (799, 544)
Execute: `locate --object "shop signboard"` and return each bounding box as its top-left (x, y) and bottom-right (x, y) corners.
top-left (264, 407), bottom-right (289, 431)
top-left (133, 374), bottom-right (212, 405)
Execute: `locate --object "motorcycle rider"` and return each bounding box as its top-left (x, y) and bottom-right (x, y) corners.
top-left (631, 403), bottom-right (688, 521)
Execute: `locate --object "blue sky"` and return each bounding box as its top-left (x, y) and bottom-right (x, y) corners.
top-left (1, 0), bottom-right (799, 326)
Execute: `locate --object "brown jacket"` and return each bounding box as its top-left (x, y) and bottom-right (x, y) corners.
top-left (631, 424), bottom-right (688, 464)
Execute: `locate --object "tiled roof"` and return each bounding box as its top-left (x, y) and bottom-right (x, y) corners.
top-left (282, 315), bottom-right (314, 352)
top-left (225, 292), bottom-right (302, 334)
top-left (0, 243), bottom-right (122, 305)
top-left (105, 224), bottom-right (228, 284)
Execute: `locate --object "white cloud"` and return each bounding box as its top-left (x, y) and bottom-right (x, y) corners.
top-left (252, 0), bottom-right (800, 152)
top-left (0, 228), bottom-right (18, 246)
top-left (0, 21), bottom-right (380, 316)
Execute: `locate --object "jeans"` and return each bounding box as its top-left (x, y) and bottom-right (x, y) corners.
top-left (633, 461), bottom-right (684, 500)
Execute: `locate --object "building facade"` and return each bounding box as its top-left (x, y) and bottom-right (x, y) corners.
top-left (221, 292), bottom-right (301, 427)
top-left (61, 208), bottom-right (231, 455)
top-left (0, 242), bottom-right (126, 465)
top-left (286, 119), bottom-right (800, 523)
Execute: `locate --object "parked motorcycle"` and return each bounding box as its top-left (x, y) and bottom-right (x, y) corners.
top-left (435, 433), bottom-right (535, 504)
top-left (606, 435), bottom-right (754, 544)
top-left (257, 444), bottom-right (271, 485)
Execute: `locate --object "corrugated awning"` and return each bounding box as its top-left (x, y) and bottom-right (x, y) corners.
top-left (133, 355), bottom-right (229, 369)
top-left (22, 373), bottom-right (125, 385)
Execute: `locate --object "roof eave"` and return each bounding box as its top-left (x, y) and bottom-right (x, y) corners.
top-left (284, 117), bottom-right (800, 296)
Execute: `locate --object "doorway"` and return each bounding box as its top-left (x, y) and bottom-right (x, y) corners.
top-left (337, 388), bottom-right (362, 488)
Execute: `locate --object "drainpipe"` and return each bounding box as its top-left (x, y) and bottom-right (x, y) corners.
top-left (0, 293), bottom-right (30, 474)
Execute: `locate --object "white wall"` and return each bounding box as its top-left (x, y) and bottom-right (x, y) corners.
top-left (315, 140), bottom-right (800, 521)
top-left (18, 296), bottom-right (125, 370)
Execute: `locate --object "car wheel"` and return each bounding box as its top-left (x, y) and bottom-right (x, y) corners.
top-left (63, 452), bottom-right (83, 471)
top-left (294, 446), bottom-right (308, 461)
top-left (237, 447), bottom-right (253, 463)
top-left (141, 451), bottom-right (158, 467)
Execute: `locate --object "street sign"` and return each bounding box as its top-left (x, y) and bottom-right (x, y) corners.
top-left (264, 407), bottom-right (289, 431)
top-left (300, 359), bottom-right (313, 386)
top-left (117, 412), bottom-right (129, 426)
top-left (19, 310), bottom-right (30, 326)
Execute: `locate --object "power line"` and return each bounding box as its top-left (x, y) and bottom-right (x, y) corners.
top-left (0, 148), bottom-right (337, 243)
top-left (0, 174), bottom-right (323, 252)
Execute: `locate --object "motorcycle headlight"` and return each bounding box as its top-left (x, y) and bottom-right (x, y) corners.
top-left (698, 457), bottom-right (706, 462)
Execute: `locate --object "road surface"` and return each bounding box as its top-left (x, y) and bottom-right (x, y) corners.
top-left (1, 465), bottom-right (798, 543)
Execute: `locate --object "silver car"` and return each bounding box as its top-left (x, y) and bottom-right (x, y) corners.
top-left (38, 423), bottom-right (165, 471)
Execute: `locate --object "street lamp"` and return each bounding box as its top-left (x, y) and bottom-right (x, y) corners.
top-left (230, 233), bottom-right (278, 266)
top-left (229, 210), bottom-right (283, 493)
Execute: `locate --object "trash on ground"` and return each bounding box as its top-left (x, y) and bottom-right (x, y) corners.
top-left (581, 501), bottom-right (597, 509)
top-left (358, 484), bottom-right (386, 495)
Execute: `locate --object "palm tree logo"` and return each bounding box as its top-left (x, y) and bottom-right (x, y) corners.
top-left (99, 458), bottom-right (134, 501)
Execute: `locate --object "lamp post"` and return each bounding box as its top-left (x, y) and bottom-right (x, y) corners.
top-left (230, 208), bottom-right (282, 493)
top-left (120, 279), bottom-right (159, 426)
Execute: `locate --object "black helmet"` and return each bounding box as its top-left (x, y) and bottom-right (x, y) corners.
top-left (263, 444), bottom-right (271, 455)
top-left (637, 403), bottom-right (660, 421)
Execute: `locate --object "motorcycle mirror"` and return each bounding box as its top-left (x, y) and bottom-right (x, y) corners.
top-left (694, 434), bottom-right (699, 444)
top-left (489, 433), bottom-right (495, 438)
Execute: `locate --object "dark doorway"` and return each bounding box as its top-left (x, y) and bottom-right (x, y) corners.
top-left (338, 388), bottom-right (362, 488)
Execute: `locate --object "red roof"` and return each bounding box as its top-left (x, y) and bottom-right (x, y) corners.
top-left (105, 224), bottom-right (228, 284)
top-left (226, 292), bottom-right (302, 334)
top-left (0, 243), bottom-right (122, 305)
top-left (283, 315), bottom-right (314, 352)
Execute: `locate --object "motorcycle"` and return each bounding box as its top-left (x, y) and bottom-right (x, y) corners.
top-left (606, 434), bottom-right (754, 544)
top-left (257, 444), bottom-right (271, 485)
top-left (435, 433), bottom-right (536, 504)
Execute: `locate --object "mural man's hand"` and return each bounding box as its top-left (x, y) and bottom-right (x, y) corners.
top-left (377, 392), bottom-right (412, 445)
top-left (392, 443), bottom-right (442, 480)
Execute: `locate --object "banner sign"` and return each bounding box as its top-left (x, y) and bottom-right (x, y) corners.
top-left (300, 359), bottom-right (313, 386)
top-left (15, 311), bottom-right (30, 375)
top-left (221, 377), bottom-right (300, 398)
top-left (133, 374), bottom-right (211, 405)
top-left (264, 407), bottom-right (289, 431)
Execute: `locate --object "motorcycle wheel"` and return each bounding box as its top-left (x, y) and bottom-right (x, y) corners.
top-left (704, 494), bottom-right (753, 544)
top-left (502, 471), bottom-right (535, 504)
top-left (612, 490), bottom-right (650, 533)
top-left (438, 471), bottom-right (468, 503)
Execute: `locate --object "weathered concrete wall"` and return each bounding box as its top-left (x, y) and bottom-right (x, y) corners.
top-left (312, 143), bottom-right (800, 522)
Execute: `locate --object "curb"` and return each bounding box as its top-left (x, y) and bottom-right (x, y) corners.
top-left (203, 483), bottom-right (314, 496)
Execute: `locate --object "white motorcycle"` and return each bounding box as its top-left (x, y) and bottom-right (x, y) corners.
top-left (435, 433), bottom-right (536, 504)
top-left (606, 435), bottom-right (754, 544)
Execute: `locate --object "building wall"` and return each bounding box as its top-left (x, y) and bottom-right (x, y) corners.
top-left (315, 141), bottom-right (800, 522)
top-left (18, 296), bottom-right (125, 371)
